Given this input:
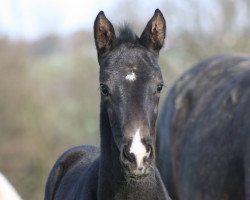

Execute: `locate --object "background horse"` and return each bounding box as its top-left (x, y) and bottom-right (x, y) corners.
top-left (45, 9), bottom-right (171, 200)
top-left (0, 172), bottom-right (23, 200)
top-left (157, 54), bottom-right (250, 200)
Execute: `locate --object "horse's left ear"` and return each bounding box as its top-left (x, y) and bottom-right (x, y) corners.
top-left (139, 9), bottom-right (166, 52)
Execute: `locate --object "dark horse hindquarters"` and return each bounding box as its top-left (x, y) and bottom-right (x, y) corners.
top-left (157, 54), bottom-right (250, 200)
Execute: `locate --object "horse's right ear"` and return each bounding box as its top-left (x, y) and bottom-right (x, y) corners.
top-left (94, 11), bottom-right (116, 57)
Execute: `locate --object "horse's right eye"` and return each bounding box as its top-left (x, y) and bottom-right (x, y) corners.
top-left (156, 83), bottom-right (164, 93)
top-left (100, 84), bottom-right (110, 96)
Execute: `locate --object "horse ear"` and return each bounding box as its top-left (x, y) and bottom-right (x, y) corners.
top-left (94, 11), bottom-right (116, 57)
top-left (139, 9), bottom-right (166, 52)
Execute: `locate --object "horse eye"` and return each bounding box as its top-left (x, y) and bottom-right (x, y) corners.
top-left (156, 83), bottom-right (164, 93)
top-left (100, 84), bottom-right (110, 96)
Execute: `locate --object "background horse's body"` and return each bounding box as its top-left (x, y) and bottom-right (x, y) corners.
top-left (45, 10), bottom-right (171, 200)
top-left (0, 172), bottom-right (23, 200)
top-left (157, 54), bottom-right (250, 200)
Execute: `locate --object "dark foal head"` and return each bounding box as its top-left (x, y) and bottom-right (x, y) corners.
top-left (94, 9), bottom-right (166, 179)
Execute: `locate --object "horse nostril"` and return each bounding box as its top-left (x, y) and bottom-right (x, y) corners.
top-left (122, 145), bottom-right (135, 163)
top-left (145, 144), bottom-right (154, 161)
top-left (122, 146), bottom-right (129, 159)
top-left (146, 146), bottom-right (151, 156)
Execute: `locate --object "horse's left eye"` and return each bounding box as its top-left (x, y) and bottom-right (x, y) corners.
top-left (156, 83), bottom-right (164, 93)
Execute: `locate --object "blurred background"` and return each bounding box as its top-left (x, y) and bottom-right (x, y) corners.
top-left (0, 0), bottom-right (249, 199)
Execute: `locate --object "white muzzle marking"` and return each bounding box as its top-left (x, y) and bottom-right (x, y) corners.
top-left (129, 129), bottom-right (148, 168)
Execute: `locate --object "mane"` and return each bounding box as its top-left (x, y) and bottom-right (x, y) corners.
top-left (117, 24), bottom-right (139, 43)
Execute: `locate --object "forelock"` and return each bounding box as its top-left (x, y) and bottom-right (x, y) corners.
top-left (117, 24), bottom-right (139, 43)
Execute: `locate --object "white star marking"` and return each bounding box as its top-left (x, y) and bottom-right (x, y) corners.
top-left (125, 72), bottom-right (136, 81)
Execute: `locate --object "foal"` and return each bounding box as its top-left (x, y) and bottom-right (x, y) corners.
top-left (45, 9), bottom-right (171, 200)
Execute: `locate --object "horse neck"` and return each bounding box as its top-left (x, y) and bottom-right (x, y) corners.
top-left (99, 102), bottom-right (122, 178)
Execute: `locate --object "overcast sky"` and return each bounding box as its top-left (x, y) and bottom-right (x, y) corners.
top-left (1, 0), bottom-right (247, 41)
top-left (0, 0), bottom-right (167, 40)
